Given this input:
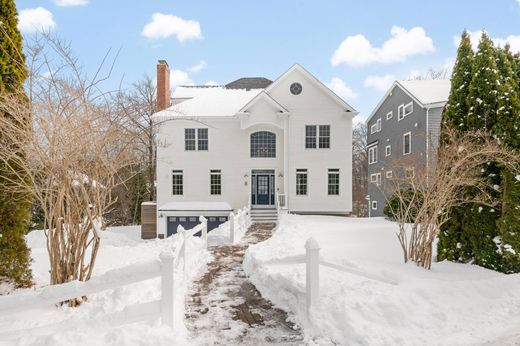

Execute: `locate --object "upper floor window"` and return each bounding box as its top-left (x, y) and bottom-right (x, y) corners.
top-left (368, 145), bottom-right (378, 164)
top-left (172, 170), bottom-right (183, 195)
top-left (398, 102), bottom-right (413, 121)
top-left (251, 131), bottom-right (276, 158)
top-left (296, 169), bottom-right (308, 195)
top-left (386, 111), bottom-right (393, 120)
top-left (185, 128), bottom-right (208, 151)
top-left (328, 169), bottom-right (340, 195)
top-left (305, 125), bottom-right (330, 149)
top-left (403, 132), bottom-right (411, 155)
top-left (385, 145), bottom-right (391, 156)
top-left (210, 169), bottom-right (221, 195)
top-left (370, 118), bottom-right (382, 134)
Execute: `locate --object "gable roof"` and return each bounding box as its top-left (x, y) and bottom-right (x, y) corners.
top-left (366, 79), bottom-right (451, 123)
top-left (237, 90), bottom-right (289, 114)
top-left (265, 64), bottom-right (358, 115)
top-left (153, 86), bottom-right (262, 119)
top-left (226, 77), bottom-right (272, 90)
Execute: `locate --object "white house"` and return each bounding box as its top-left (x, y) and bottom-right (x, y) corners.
top-left (153, 61), bottom-right (357, 237)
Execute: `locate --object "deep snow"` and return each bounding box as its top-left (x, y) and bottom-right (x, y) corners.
top-left (0, 225), bottom-right (211, 345)
top-left (244, 214), bottom-right (520, 346)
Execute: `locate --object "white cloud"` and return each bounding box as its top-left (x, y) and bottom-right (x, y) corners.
top-left (142, 13), bottom-right (202, 42)
top-left (331, 26), bottom-right (435, 67)
top-left (204, 80), bottom-right (220, 86)
top-left (170, 69), bottom-right (194, 88)
top-left (363, 74), bottom-right (395, 92)
top-left (454, 30), bottom-right (520, 53)
top-left (326, 77), bottom-right (358, 100)
top-left (189, 60), bottom-right (207, 73)
top-left (53, 0), bottom-right (88, 6)
top-left (18, 7), bottom-right (56, 33)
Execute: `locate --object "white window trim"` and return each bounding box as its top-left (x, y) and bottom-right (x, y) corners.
top-left (403, 132), bottom-right (412, 155)
top-left (385, 145), bottom-right (391, 157)
top-left (376, 173), bottom-right (382, 186)
top-left (386, 170), bottom-right (393, 179)
top-left (370, 173), bottom-right (378, 183)
top-left (370, 123), bottom-right (378, 134)
top-left (386, 111), bottom-right (393, 120)
top-left (368, 145), bottom-right (378, 164)
top-left (398, 102), bottom-right (413, 121)
top-left (372, 200), bottom-right (378, 210)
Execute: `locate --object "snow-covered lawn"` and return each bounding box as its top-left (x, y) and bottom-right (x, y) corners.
top-left (244, 214), bottom-right (520, 345)
top-left (0, 225), bottom-right (211, 345)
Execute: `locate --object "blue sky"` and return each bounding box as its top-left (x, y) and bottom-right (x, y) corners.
top-left (14, 0), bottom-right (520, 121)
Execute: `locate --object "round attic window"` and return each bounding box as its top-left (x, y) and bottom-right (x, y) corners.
top-left (290, 82), bottom-right (302, 95)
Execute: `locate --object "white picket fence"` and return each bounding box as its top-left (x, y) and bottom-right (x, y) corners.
top-left (261, 237), bottom-right (398, 319)
top-left (0, 216), bottom-right (210, 340)
top-left (228, 206), bottom-right (252, 244)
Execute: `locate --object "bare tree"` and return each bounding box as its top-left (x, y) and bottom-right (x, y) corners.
top-left (410, 67), bottom-right (450, 80)
top-left (352, 123), bottom-right (368, 216)
top-left (384, 129), bottom-right (520, 269)
top-left (0, 34), bottom-right (135, 303)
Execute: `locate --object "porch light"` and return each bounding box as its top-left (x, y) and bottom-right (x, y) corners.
top-left (278, 172), bottom-right (284, 178)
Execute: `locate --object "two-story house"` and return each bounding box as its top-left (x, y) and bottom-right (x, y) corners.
top-left (366, 80), bottom-right (450, 216)
top-left (153, 61), bottom-right (357, 237)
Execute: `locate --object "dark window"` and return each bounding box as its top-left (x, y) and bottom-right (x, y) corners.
top-left (189, 217), bottom-right (197, 222)
top-left (290, 82), bottom-right (303, 95)
top-left (185, 129), bottom-right (196, 151)
top-left (209, 217), bottom-right (217, 222)
top-left (250, 131), bottom-right (276, 158)
top-left (403, 132), bottom-right (411, 155)
top-left (328, 169), bottom-right (340, 195)
top-left (198, 128), bottom-right (208, 151)
top-left (305, 125), bottom-right (316, 148)
top-left (218, 217), bottom-right (227, 222)
top-left (319, 125), bottom-right (330, 148)
top-left (172, 170), bottom-right (183, 195)
top-left (210, 169), bottom-right (221, 195)
top-left (296, 169), bottom-right (308, 195)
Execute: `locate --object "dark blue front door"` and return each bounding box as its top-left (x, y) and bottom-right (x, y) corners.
top-left (256, 175), bottom-right (270, 205)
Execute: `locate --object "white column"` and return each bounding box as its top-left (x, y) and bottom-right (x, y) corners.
top-left (283, 115), bottom-right (290, 210)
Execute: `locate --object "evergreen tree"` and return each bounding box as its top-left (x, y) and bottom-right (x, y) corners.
top-left (0, 0), bottom-right (32, 286)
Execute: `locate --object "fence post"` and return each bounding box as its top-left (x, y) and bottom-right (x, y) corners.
top-left (229, 211), bottom-right (235, 244)
top-left (199, 215), bottom-right (208, 248)
top-left (177, 225), bottom-right (187, 273)
top-left (305, 238), bottom-right (320, 317)
top-left (160, 250), bottom-right (175, 328)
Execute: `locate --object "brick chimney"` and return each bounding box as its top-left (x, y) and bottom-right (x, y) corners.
top-left (156, 60), bottom-right (170, 111)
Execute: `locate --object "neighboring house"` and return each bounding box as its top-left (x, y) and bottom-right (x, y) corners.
top-left (366, 80), bottom-right (450, 217)
top-left (153, 61), bottom-right (357, 237)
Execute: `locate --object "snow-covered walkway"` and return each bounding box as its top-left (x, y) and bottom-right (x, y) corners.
top-left (185, 223), bottom-right (303, 345)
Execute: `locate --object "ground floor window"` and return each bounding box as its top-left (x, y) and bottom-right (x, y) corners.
top-left (372, 201), bottom-right (378, 210)
top-left (172, 170), bottom-right (183, 195)
top-left (328, 169), bottom-right (340, 195)
top-left (296, 169), bottom-right (308, 195)
top-left (210, 169), bottom-right (221, 195)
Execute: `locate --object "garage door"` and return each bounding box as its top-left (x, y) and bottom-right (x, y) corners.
top-left (166, 216), bottom-right (199, 237)
top-left (208, 216), bottom-right (228, 231)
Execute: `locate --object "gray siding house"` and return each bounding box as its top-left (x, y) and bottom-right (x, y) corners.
top-left (366, 80), bottom-right (450, 216)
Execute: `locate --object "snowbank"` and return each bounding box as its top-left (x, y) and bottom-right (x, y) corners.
top-left (244, 214), bottom-right (520, 345)
top-left (0, 225), bottom-right (211, 345)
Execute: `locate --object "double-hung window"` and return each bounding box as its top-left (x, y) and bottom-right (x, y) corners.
top-left (370, 119), bottom-right (382, 134)
top-left (210, 169), bottom-right (221, 195)
top-left (328, 169), bottom-right (340, 195)
top-left (305, 125), bottom-right (330, 149)
top-left (296, 169), bottom-right (308, 195)
top-left (185, 128), bottom-right (208, 151)
top-left (172, 170), bottom-right (183, 195)
top-left (385, 145), bottom-right (391, 156)
top-left (403, 132), bottom-right (411, 155)
top-left (368, 145), bottom-right (378, 164)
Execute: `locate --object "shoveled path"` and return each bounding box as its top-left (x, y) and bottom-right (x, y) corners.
top-left (185, 223), bottom-right (303, 345)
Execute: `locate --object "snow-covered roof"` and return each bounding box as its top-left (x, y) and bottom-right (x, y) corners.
top-left (158, 201), bottom-right (233, 211)
top-left (153, 86), bottom-right (263, 119)
top-left (366, 79), bottom-right (451, 123)
top-left (397, 80), bottom-right (451, 106)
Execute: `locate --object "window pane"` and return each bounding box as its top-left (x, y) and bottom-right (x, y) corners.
top-left (198, 128), bottom-right (208, 151)
top-left (210, 170), bottom-right (221, 195)
top-left (172, 170), bottom-right (183, 195)
top-left (319, 125), bottom-right (330, 148)
top-left (305, 125), bottom-right (316, 149)
top-left (185, 129), bottom-right (196, 151)
top-left (250, 131), bottom-right (276, 158)
top-left (328, 169), bottom-right (339, 195)
top-left (296, 170), bottom-right (307, 195)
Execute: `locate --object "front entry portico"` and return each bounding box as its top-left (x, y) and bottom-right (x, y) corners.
top-left (251, 169), bottom-right (275, 206)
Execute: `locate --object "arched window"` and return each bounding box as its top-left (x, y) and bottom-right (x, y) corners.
top-left (250, 131), bottom-right (276, 158)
